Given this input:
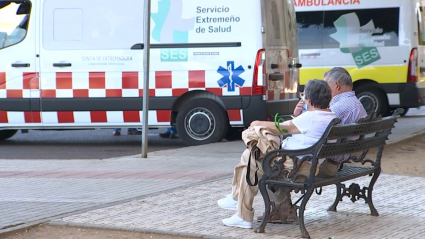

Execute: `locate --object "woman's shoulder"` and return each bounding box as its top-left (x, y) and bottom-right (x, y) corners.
top-left (310, 110), bottom-right (335, 117)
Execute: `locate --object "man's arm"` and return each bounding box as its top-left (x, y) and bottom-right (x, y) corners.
top-left (250, 120), bottom-right (301, 135)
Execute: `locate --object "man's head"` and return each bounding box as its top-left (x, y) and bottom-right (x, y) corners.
top-left (304, 79), bottom-right (332, 109)
top-left (323, 67), bottom-right (353, 97)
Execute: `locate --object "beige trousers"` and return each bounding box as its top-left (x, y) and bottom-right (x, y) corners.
top-left (231, 148), bottom-right (316, 222)
top-left (266, 159), bottom-right (341, 212)
top-left (317, 159), bottom-right (341, 177)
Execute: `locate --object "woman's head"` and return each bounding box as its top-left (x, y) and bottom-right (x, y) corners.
top-left (304, 79), bottom-right (332, 109)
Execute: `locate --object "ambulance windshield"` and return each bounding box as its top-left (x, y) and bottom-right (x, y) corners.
top-left (418, 7), bottom-right (425, 45)
top-left (0, 1), bottom-right (30, 49)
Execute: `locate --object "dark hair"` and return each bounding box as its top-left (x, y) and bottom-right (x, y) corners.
top-left (323, 67), bottom-right (353, 88)
top-left (304, 79), bottom-right (332, 109)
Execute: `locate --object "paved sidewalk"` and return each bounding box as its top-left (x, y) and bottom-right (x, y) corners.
top-left (56, 174), bottom-right (425, 239)
top-left (0, 141), bottom-right (243, 233)
top-left (1, 108), bottom-right (425, 238)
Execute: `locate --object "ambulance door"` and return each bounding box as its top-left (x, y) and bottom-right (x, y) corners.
top-left (39, 0), bottom-right (144, 126)
top-left (295, 10), bottom-right (325, 86)
top-left (416, 3), bottom-right (425, 104)
top-left (261, 0), bottom-right (300, 115)
top-left (0, 0), bottom-right (39, 125)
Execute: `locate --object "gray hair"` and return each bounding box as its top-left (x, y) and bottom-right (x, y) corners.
top-left (304, 79), bottom-right (332, 109)
top-left (323, 67), bottom-right (353, 88)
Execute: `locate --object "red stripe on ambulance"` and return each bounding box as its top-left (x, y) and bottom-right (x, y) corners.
top-left (155, 71), bottom-right (172, 89)
top-left (57, 111), bottom-right (75, 123)
top-left (56, 72), bottom-right (72, 89)
top-left (156, 110), bottom-right (171, 122)
top-left (123, 111), bottom-right (140, 122)
top-left (122, 72), bottom-right (138, 89)
top-left (189, 70), bottom-right (205, 88)
top-left (0, 72), bottom-right (5, 89)
top-left (24, 112), bottom-right (41, 123)
top-left (0, 111), bottom-right (7, 123)
top-left (89, 72), bottom-right (106, 89)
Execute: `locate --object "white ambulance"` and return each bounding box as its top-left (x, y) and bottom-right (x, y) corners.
top-left (0, 0), bottom-right (301, 145)
top-left (294, 0), bottom-right (425, 117)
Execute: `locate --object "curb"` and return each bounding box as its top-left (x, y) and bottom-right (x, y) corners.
top-left (387, 128), bottom-right (425, 145)
top-left (47, 221), bottom-right (230, 239)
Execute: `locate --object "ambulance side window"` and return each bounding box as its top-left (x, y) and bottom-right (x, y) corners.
top-left (296, 11), bottom-right (324, 49)
top-left (265, 0), bottom-right (287, 46)
top-left (323, 8), bottom-right (399, 49)
top-left (0, 1), bottom-right (31, 50)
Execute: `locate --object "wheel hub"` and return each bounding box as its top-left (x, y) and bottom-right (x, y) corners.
top-left (185, 108), bottom-right (216, 141)
top-left (188, 112), bottom-right (212, 135)
top-left (358, 94), bottom-right (378, 114)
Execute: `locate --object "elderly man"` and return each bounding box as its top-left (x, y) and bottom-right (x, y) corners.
top-left (318, 67), bottom-right (367, 176)
top-left (217, 67), bottom-right (367, 228)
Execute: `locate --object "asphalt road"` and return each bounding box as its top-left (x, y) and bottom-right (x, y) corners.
top-left (0, 128), bottom-right (187, 159)
top-left (1, 107), bottom-right (424, 160)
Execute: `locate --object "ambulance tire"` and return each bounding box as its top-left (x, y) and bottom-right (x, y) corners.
top-left (224, 126), bottom-right (243, 141)
top-left (355, 85), bottom-right (389, 117)
top-left (0, 130), bottom-right (18, 141)
top-left (400, 107), bottom-right (409, 116)
top-left (176, 99), bottom-right (228, 146)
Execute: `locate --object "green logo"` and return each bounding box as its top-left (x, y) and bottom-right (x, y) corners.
top-left (331, 13), bottom-right (381, 69)
top-left (351, 47), bottom-right (380, 69)
top-left (160, 49), bottom-right (188, 62)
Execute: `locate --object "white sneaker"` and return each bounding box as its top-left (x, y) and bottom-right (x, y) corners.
top-left (222, 213), bottom-right (253, 229)
top-left (217, 194), bottom-right (237, 210)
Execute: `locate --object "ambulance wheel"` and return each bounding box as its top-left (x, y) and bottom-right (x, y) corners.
top-left (355, 85), bottom-right (389, 117)
top-left (0, 130), bottom-right (18, 141)
top-left (400, 107), bottom-right (409, 116)
top-left (176, 99), bottom-right (228, 146)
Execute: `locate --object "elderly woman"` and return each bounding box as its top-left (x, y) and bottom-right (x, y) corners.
top-left (218, 79), bottom-right (336, 229)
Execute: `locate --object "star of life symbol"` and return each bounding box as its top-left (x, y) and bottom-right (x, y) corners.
top-left (217, 61), bottom-right (245, 92)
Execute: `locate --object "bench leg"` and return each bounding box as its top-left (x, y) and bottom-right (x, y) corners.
top-left (367, 169), bottom-right (380, 216)
top-left (327, 183), bottom-right (343, 212)
top-left (327, 170), bottom-right (380, 216)
top-left (255, 178), bottom-right (270, 233)
top-left (298, 187), bottom-right (314, 238)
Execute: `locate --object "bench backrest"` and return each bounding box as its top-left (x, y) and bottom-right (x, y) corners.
top-left (315, 109), bottom-right (401, 160)
top-left (260, 109), bottom-right (402, 183)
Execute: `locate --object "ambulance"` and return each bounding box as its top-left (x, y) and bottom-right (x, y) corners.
top-left (0, 0), bottom-right (301, 145)
top-left (294, 0), bottom-right (425, 117)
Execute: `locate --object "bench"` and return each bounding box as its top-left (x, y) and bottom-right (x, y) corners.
top-left (255, 108), bottom-right (403, 238)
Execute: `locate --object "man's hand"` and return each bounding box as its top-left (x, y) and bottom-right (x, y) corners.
top-left (293, 100), bottom-right (304, 117)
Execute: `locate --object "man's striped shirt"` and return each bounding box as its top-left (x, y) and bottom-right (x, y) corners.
top-left (330, 91), bottom-right (367, 162)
